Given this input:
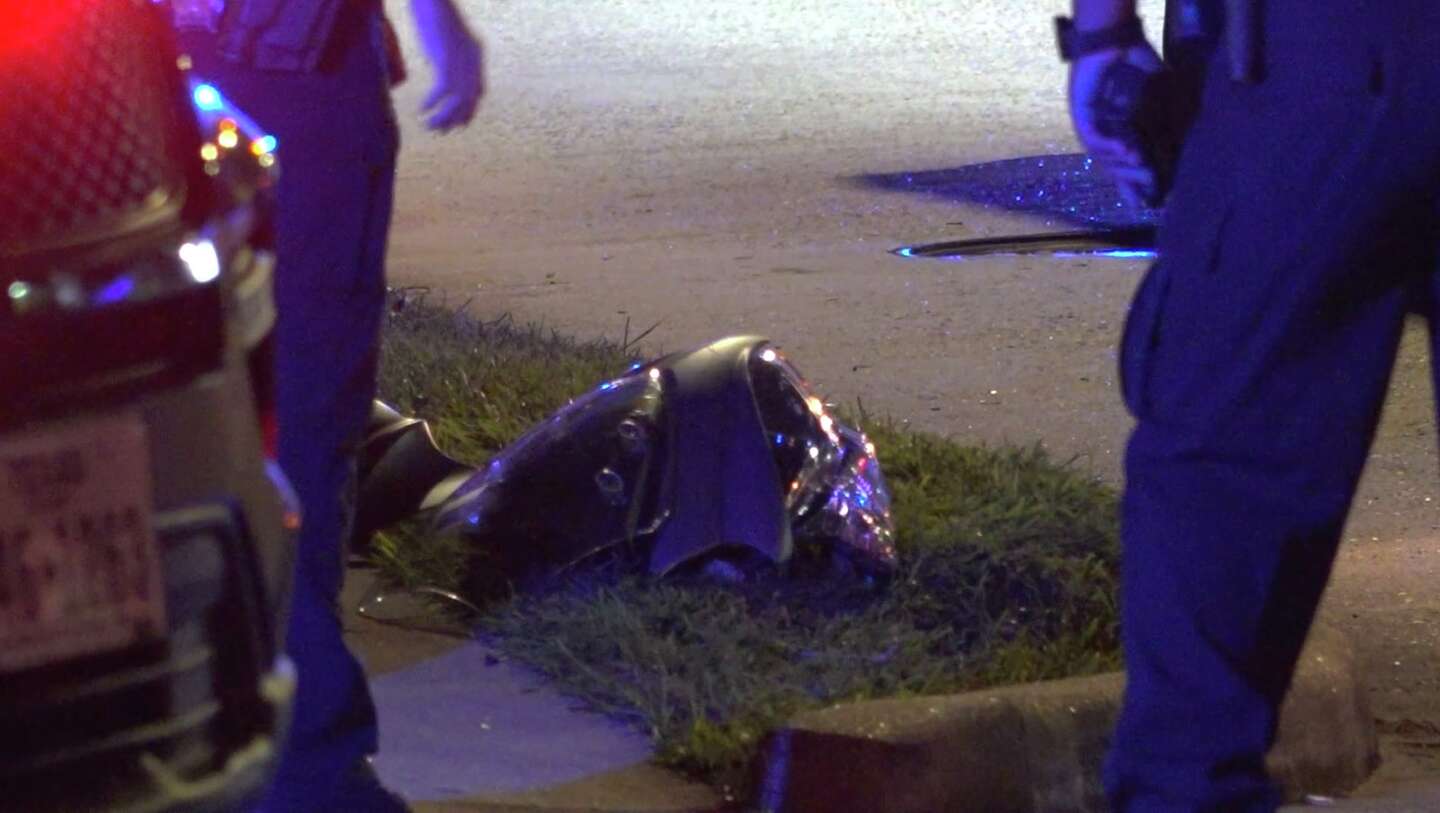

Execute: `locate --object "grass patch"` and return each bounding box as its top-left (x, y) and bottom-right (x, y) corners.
top-left (371, 294), bottom-right (1122, 800)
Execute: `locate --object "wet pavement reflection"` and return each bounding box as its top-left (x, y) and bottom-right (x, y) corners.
top-left (857, 153), bottom-right (1161, 231)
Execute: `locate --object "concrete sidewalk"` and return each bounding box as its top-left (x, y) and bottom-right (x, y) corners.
top-left (339, 570), bottom-right (1440, 812)
top-left (1281, 782), bottom-right (1440, 812)
top-left (1280, 749), bottom-right (1440, 813)
top-left (341, 572), bottom-right (722, 812)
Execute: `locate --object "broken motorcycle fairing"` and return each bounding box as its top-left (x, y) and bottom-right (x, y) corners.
top-left (357, 336), bottom-right (897, 589)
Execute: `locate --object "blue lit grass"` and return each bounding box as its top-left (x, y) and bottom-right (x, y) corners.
top-left (371, 292), bottom-right (1122, 801)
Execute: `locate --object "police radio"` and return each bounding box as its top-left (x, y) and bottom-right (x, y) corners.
top-left (1091, 60), bottom-right (1180, 208)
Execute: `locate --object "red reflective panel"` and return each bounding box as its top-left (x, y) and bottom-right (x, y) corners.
top-left (0, 2), bottom-right (77, 58)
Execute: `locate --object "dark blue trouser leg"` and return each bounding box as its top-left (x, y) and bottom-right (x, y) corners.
top-left (228, 91), bottom-right (398, 809)
top-left (178, 12), bottom-right (403, 804)
top-left (1103, 5), bottom-right (1440, 808)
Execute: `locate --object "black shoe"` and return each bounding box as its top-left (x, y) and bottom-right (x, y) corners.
top-left (254, 757), bottom-right (409, 813)
top-left (328, 760), bottom-right (411, 813)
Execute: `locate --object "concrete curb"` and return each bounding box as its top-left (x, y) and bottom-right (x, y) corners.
top-left (411, 800), bottom-right (714, 811)
top-left (755, 622), bottom-right (1378, 813)
top-left (405, 762), bottom-right (724, 813)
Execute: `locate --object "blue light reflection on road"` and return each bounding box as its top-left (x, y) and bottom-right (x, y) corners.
top-left (1054, 249), bottom-right (1158, 260)
top-left (895, 245), bottom-right (1157, 262)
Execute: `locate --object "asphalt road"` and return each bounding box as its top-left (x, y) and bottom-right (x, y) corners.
top-left (375, 0), bottom-right (1440, 794)
top-left (383, 0), bottom-right (1170, 485)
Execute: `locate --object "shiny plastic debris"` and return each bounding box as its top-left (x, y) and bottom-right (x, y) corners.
top-left (432, 363), bottom-right (671, 583)
top-left (355, 582), bottom-right (480, 623)
top-left (353, 335), bottom-right (898, 616)
top-left (744, 342), bottom-right (896, 571)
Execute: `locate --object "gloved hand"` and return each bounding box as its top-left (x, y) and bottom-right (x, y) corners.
top-left (1068, 41), bottom-right (1171, 208)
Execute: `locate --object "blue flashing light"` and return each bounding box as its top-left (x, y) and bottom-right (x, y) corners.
top-left (256, 134), bottom-right (278, 154)
top-left (92, 275), bottom-right (135, 306)
top-left (192, 83), bottom-right (224, 112)
top-left (774, 433), bottom-right (786, 446)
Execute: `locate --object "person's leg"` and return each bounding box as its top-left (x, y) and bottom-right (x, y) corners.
top-left (1103, 9), bottom-right (1440, 809)
top-left (254, 96), bottom-right (401, 810)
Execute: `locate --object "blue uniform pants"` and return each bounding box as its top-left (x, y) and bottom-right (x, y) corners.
top-left (1105, 2), bottom-right (1440, 809)
top-left (265, 95), bottom-right (397, 809)
top-left (182, 50), bottom-right (400, 807)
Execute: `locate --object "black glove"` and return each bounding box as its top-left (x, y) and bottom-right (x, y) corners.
top-left (1089, 60), bottom-right (1179, 207)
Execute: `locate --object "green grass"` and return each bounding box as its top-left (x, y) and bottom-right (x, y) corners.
top-left (370, 292), bottom-right (1123, 800)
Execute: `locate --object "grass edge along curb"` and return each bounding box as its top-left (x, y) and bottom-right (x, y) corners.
top-left (371, 295), bottom-right (1124, 803)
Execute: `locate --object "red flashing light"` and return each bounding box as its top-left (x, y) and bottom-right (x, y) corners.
top-left (0, 2), bottom-right (82, 60)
